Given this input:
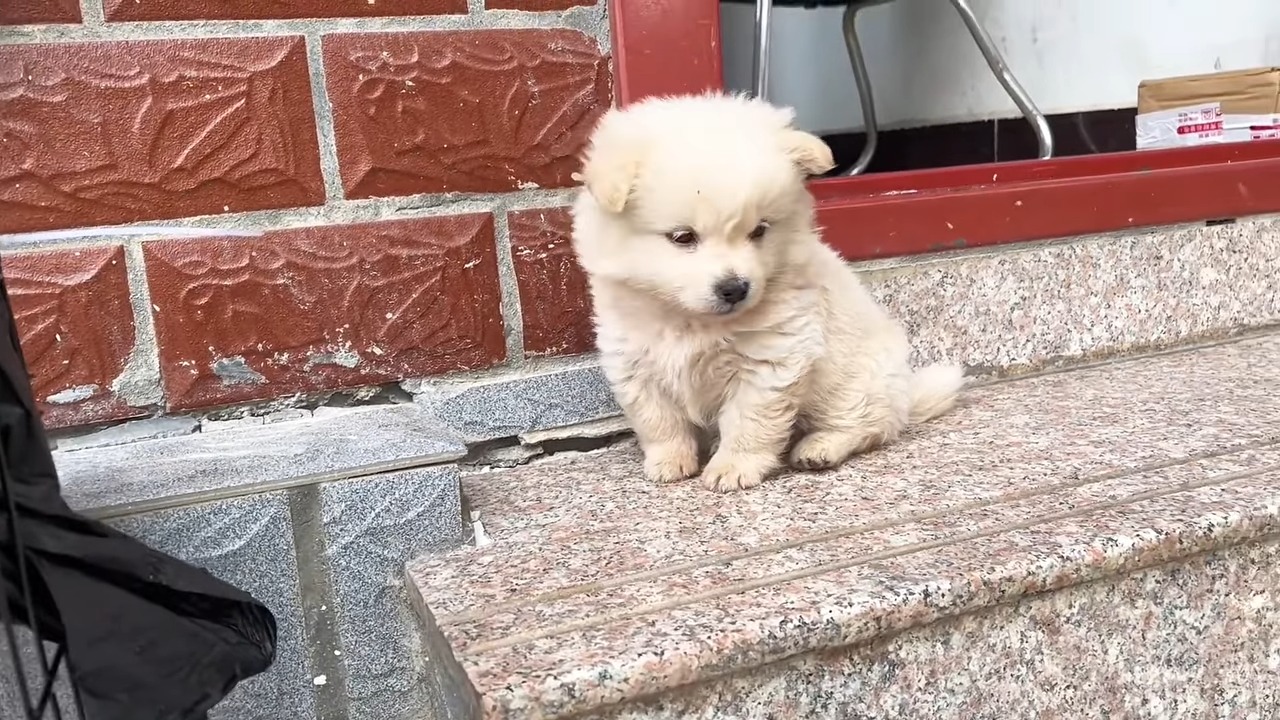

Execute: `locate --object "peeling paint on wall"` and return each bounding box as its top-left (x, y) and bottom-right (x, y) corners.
top-left (213, 356), bottom-right (268, 386)
top-left (47, 384), bottom-right (99, 405)
top-left (306, 349), bottom-right (362, 370)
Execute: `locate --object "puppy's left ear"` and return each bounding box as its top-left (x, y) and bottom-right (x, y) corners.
top-left (779, 129), bottom-right (835, 176)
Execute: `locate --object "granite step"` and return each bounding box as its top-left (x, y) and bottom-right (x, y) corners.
top-left (406, 332), bottom-right (1280, 719)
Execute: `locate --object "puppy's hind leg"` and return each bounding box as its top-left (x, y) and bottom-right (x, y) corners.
top-left (789, 391), bottom-right (906, 470)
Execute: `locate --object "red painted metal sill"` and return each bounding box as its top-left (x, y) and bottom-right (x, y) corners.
top-left (813, 139), bottom-right (1280, 260)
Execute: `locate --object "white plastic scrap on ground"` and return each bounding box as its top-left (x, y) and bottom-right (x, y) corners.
top-left (472, 512), bottom-right (493, 548)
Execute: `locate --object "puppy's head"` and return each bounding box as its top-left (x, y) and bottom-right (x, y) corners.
top-left (571, 93), bottom-right (833, 318)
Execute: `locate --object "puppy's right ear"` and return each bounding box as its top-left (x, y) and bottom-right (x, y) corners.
top-left (574, 113), bottom-right (643, 213)
top-left (574, 153), bottom-right (639, 214)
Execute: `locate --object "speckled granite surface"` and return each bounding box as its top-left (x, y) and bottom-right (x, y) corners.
top-left (406, 333), bottom-right (1280, 719)
top-left (864, 218), bottom-right (1280, 374)
top-left (596, 538), bottom-right (1280, 719)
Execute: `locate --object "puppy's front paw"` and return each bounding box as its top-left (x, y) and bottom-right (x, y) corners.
top-left (700, 453), bottom-right (775, 493)
top-left (643, 443), bottom-right (700, 484)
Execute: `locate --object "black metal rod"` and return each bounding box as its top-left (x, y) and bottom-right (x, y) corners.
top-left (0, 433), bottom-right (63, 719)
top-left (33, 644), bottom-right (67, 719)
top-left (0, 458), bottom-right (38, 719)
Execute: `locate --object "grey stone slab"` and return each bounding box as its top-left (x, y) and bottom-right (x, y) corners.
top-left (109, 492), bottom-right (316, 720)
top-left (54, 415), bottom-right (199, 452)
top-left (408, 365), bottom-right (621, 442)
top-left (519, 415), bottom-right (631, 445)
top-left (55, 404), bottom-right (467, 515)
top-left (319, 466), bottom-right (465, 720)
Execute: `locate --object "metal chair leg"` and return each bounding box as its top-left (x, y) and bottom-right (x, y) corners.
top-left (947, 0), bottom-right (1053, 159)
top-left (752, 0), bottom-right (775, 99)
top-left (841, 3), bottom-right (878, 175)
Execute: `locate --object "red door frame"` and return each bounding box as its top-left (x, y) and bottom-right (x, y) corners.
top-left (609, 0), bottom-right (1280, 261)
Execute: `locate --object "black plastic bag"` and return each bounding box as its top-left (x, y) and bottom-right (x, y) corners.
top-left (0, 264), bottom-right (277, 720)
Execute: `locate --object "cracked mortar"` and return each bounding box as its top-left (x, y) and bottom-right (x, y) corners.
top-left (110, 242), bottom-right (164, 407)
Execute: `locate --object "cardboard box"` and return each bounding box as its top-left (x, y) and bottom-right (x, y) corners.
top-left (1136, 67), bottom-right (1280, 150)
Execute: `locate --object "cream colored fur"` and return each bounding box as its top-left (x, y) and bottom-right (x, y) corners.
top-left (570, 93), bottom-right (965, 492)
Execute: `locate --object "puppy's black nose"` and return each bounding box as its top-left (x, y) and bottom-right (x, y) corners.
top-left (713, 277), bottom-right (751, 305)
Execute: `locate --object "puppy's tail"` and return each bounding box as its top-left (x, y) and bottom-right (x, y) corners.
top-left (908, 363), bottom-right (966, 425)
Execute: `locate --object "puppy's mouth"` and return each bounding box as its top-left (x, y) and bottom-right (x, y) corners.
top-left (711, 302), bottom-right (746, 316)
top-left (708, 294), bottom-right (757, 317)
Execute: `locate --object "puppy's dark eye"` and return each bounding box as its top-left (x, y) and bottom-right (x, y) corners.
top-left (666, 229), bottom-right (699, 247)
top-left (748, 221), bottom-right (770, 240)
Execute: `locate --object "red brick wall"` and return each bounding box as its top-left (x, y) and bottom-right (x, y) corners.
top-left (0, 2), bottom-right (608, 429)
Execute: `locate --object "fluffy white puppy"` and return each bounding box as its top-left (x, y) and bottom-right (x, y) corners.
top-left (570, 93), bottom-right (964, 492)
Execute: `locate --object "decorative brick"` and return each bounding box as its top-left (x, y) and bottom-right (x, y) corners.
top-left (1, 0), bottom-right (80, 25)
top-left (3, 246), bottom-right (143, 428)
top-left (144, 215), bottom-right (507, 411)
top-left (508, 207), bottom-right (594, 357)
top-left (0, 38), bottom-right (324, 234)
top-left (485, 0), bottom-right (593, 9)
top-left (104, 0), bottom-right (464, 22)
top-left (323, 29), bottom-right (611, 199)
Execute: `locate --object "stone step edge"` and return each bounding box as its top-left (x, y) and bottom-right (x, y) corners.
top-left (84, 450), bottom-right (464, 521)
top-left (963, 320), bottom-right (1280, 380)
top-left (57, 403), bottom-right (469, 519)
top-left (975, 323), bottom-right (1280, 385)
top-left (667, 499), bottom-right (1280, 713)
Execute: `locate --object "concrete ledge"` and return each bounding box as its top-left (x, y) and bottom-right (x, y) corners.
top-left (406, 333), bottom-right (1280, 718)
top-left (56, 403), bottom-right (467, 517)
